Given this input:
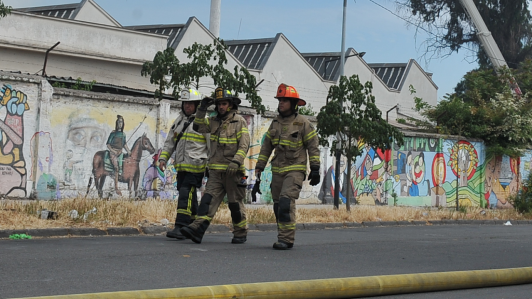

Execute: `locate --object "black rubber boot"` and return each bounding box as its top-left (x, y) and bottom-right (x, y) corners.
top-left (180, 226), bottom-right (203, 244)
top-left (231, 237), bottom-right (247, 244)
top-left (273, 241), bottom-right (293, 250)
top-left (166, 226), bottom-right (186, 240)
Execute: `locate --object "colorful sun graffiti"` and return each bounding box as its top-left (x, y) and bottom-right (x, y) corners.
top-left (431, 153), bottom-right (446, 186)
top-left (448, 141), bottom-right (479, 180)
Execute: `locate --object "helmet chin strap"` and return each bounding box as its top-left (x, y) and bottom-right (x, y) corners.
top-left (278, 100), bottom-right (298, 117)
top-left (278, 108), bottom-right (295, 117)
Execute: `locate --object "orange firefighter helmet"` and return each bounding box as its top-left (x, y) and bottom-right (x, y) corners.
top-left (274, 83), bottom-right (306, 106)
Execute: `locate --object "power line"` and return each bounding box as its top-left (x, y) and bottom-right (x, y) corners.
top-left (368, 0), bottom-right (517, 66)
top-left (368, 0), bottom-right (433, 37)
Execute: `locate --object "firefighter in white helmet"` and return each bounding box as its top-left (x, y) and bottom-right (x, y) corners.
top-left (160, 88), bottom-right (210, 240)
top-left (255, 84), bottom-right (321, 250)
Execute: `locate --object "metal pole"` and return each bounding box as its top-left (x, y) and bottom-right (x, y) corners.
top-left (455, 143), bottom-right (460, 211)
top-left (386, 105), bottom-right (398, 122)
top-left (42, 41), bottom-right (60, 77)
top-left (334, 0), bottom-right (347, 209)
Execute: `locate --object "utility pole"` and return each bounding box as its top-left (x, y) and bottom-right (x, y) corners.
top-left (458, 0), bottom-right (521, 95)
top-left (334, 0), bottom-right (347, 209)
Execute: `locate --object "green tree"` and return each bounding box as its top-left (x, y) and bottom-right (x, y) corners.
top-left (508, 171), bottom-right (532, 214)
top-left (141, 47), bottom-right (179, 101)
top-left (142, 39), bottom-right (265, 114)
top-left (398, 0), bottom-right (532, 69)
top-left (410, 62), bottom-right (532, 157)
top-left (298, 103), bottom-right (316, 116)
top-left (316, 74), bottom-right (404, 211)
top-left (51, 78), bottom-right (96, 91)
top-left (0, 1), bottom-right (11, 18)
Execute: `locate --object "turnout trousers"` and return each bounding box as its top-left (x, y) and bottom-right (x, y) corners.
top-left (189, 170), bottom-right (248, 238)
top-left (271, 171), bottom-right (305, 244)
top-left (174, 171), bottom-right (203, 228)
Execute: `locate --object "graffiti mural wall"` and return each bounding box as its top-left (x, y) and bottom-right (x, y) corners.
top-left (49, 95), bottom-right (159, 199)
top-left (318, 136), bottom-right (520, 209)
top-left (392, 138), bottom-right (485, 208)
top-left (0, 82), bottom-right (37, 198)
top-left (0, 74), bottom-right (528, 207)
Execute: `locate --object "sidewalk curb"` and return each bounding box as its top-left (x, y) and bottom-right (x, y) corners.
top-left (0, 219), bottom-right (526, 239)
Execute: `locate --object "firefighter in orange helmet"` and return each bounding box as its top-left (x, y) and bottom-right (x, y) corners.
top-left (255, 84), bottom-right (321, 250)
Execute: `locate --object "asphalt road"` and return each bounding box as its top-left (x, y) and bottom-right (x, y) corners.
top-left (1, 224), bottom-right (532, 299)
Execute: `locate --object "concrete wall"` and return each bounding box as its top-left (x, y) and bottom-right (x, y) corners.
top-left (1, 72), bottom-right (520, 208)
top-left (345, 53), bottom-right (399, 119)
top-left (344, 58), bottom-right (437, 121)
top-left (173, 17), bottom-right (246, 99)
top-left (75, 0), bottom-right (120, 27)
top-left (397, 60), bottom-right (438, 118)
top-left (0, 12), bottom-right (166, 91)
top-left (256, 34), bottom-right (330, 113)
top-left (0, 47), bottom-right (154, 91)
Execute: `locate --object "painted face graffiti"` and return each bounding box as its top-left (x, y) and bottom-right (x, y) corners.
top-left (67, 126), bottom-right (106, 149)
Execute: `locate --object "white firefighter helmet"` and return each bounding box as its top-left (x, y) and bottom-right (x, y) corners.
top-left (179, 88), bottom-right (203, 102)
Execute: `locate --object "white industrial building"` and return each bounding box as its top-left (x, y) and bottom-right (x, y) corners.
top-left (0, 0), bottom-right (437, 120)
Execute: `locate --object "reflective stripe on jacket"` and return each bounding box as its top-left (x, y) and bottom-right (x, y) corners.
top-left (256, 113), bottom-right (320, 174)
top-left (159, 111), bottom-right (209, 173)
top-left (194, 109), bottom-right (250, 172)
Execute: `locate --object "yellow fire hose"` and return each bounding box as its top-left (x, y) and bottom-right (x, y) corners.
top-left (14, 267), bottom-right (532, 299)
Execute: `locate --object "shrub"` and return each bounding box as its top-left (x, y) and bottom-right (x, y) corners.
top-left (508, 172), bottom-right (532, 214)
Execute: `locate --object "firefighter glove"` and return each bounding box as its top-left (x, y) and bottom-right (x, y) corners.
top-left (308, 166), bottom-right (320, 186)
top-left (226, 161), bottom-right (240, 176)
top-left (199, 97), bottom-right (214, 111)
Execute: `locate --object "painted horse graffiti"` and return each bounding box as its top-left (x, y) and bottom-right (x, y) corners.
top-left (92, 133), bottom-right (155, 197)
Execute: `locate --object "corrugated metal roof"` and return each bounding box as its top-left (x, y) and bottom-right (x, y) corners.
top-left (301, 53), bottom-right (342, 81)
top-left (368, 63), bottom-right (407, 90)
top-left (16, 3), bottom-right (80, 20)
top-left (225, 38), bottom-right (275, 70)
top-left (124, 24), bottom-right (185, 49)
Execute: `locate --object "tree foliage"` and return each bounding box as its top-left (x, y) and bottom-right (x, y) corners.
top-left (411, 61), bottom-right (532, 157)
top-left (399, 0), bottom-right (532, 69)
top-left (0, 0), bottom-right (11, 18)
top-left (316, 75), bottom-right (404, 208)
top-left (142, 39), bottom-right (265, 114)
top-left (298, 103), bottom-right (316, 116)
top-left (508, 171), bottom-right (532, 214)
top-left (141, 47), bottom-right (179, 101)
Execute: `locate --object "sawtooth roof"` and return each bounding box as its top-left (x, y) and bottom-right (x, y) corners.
top-left (367, 63), bottom-right (408, 90)
top-left (123, 24), bottom-right (186, 49)
top-left (10, 2), bottom-right (437, 93)
top-left (302, 48), bottom-right (365, 82)
top-left (16, 3), bottom-right (81, 20)
top-left (224, 37), bottom-right (276, 70)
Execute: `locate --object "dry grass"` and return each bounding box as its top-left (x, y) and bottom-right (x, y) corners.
top-left (1, 198), bottom-right (530, 230)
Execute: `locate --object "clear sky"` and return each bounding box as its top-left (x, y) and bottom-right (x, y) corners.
top-left (4, 0), bottom-right (484, 99)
